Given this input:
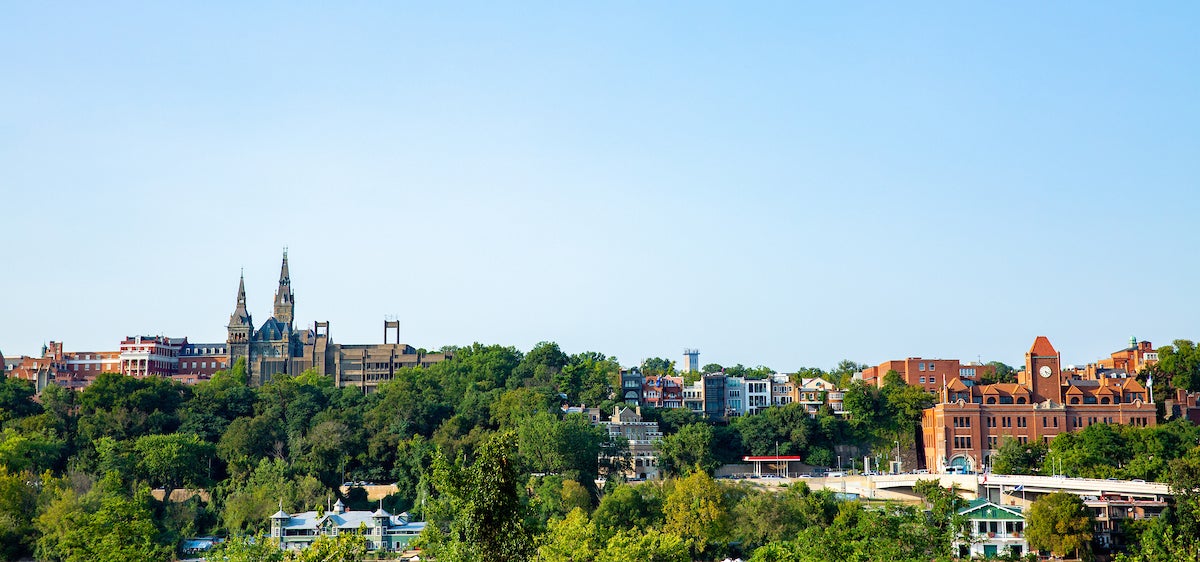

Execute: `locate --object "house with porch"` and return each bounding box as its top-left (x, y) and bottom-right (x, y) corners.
top-left (954, 498), bottom-right (1027, 559)
top-left (270, 499), bottom-right (425, 553)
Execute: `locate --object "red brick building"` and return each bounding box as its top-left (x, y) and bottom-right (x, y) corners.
top-left (922, 337), bottom-right (1155, 473)
top-left (861, 358), bottom-right (994, 393)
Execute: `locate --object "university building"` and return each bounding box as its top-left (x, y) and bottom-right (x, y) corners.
top-left (921, 337), bottom-right (1156, 473)
top-left (226, 251), bottom-right (451, 390)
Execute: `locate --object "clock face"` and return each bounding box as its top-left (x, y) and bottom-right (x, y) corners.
top-left (1039, 365), bottom-right (1053, 378)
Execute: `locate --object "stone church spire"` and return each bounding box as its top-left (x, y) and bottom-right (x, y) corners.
top-left (273, 249), bottom-right (295, 326)
top-left (228, 270), bottom-right (254, 349)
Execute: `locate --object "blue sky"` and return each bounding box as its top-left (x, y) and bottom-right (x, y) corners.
top-left (2, 3), bottom-right (1197, 371)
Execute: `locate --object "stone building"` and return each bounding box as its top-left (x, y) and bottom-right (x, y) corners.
top-left (227, 252), bottom-right (450, 390)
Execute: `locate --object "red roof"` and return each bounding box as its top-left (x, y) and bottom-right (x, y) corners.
top-left (742, 455), bottom-right (804, 462)
top-left (1029, 336), bottom-right (1057, 357)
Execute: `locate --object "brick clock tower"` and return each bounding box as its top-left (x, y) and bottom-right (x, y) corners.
top-left (1025, 336), bottom-right (1064, 403)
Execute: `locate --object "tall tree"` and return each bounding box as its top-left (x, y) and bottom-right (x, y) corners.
top-left (656, 423), bottom-right (717, 476)
top-left (663, 470), bottom-right (729, 557)
top-left (1025, 491), bottom-right (1094, 561)
top-left (420, 430), bottom-right (534, 562)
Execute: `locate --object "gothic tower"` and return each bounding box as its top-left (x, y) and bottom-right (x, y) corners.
top-left (227, 272), bottom-right (254, 362)
top-left (273, 250), bottom-right (295, 327)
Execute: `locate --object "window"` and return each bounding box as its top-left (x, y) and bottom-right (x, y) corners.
top-left (953, 436), bottom-right (972, 449)
top-left (928, 363), bottom-right (935, 371)
top-left (1017, 417), bottom-right (1027, 428)
top-left (919, 363), bottom-right (925, 371)
top-left (1017, 436), bottom-right (1028, 445)
top-left (1053, 417), bottom-right (1059, 428)
top-left (988, 436), bottom-right (998, 447)
top-left (1042, 416), bottom-right (1047, 428)
top-left (919, 376), bottom-right (926, 383)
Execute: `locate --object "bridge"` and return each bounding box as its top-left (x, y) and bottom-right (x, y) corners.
top-left (750, 473), bottom-right (1170, 503)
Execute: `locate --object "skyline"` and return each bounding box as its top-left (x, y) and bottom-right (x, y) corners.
top-left (2, 3), bottom-right (1198, 371)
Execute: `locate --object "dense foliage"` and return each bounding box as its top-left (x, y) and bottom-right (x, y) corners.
top-left (3, 338), bottom-right (1200, 561)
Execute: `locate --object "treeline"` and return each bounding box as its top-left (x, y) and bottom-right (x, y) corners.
top-left (0, 341), bottom-right (937, 560)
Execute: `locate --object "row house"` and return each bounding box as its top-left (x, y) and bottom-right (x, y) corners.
top-left (641, 375), bottom-right (683, 409)
top-left (622, 370), bottom-right (846, 420)
top-left (796, 377), bottom-right (847, 416)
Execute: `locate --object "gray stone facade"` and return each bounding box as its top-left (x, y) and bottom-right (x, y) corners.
top-left (227, 252), bottom-right (450, 390)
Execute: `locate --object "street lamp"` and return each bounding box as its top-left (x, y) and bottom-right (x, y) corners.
top-left (894, 440), bottom-right (901, 473)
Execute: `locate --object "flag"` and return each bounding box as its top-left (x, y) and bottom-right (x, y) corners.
top-left (1012, 485), bottom-right (1024, 492)
top-left (982, 474), bottom-right (988, 484)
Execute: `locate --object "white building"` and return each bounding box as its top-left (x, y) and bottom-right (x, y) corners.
top-left (953, 498), bottom-right (1028, 559)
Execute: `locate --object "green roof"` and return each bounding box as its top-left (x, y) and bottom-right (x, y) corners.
top-left (958, 498), bottom-right (1024, 521)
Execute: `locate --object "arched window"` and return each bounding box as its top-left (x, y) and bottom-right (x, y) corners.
top-left (1069, 397), bottom-right (1080, 404)
top-left (1016, 397), bottom-right (1026, 404)
top-left (1101, 397), bottom-right (1111, 404)
top-left (986, 397), bottom-right (996, 404)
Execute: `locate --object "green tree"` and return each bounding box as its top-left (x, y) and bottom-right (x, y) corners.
top-left (0, 427), bottom-right (65, 473)
top-left (0, 373), bottom-right (41, 423)
top-left (663, 470), bottom-right (729, 557)
top-left (991, 436), bottom-right (1047, 475)
top-left (982, 361), bottom-right (1018, 385)
top-left (419, 430), bottom-right (534, 562)
top-left (656, 422), bottom-right (717, 476)
top-left (133, 432), bottom-right (215, 496)
top-left (204, 533), bottom-right (285, 562)
top-left (1156, 340), bottom-right (1200, 392)
top-left (35, 475), bottom-right (173, 562)
top-left (592, 483), bottom-right (662, 541)
top-left (218, 457), bottom-right (326, 533)
top-left (538, 507), bottom-right (599, 562)
top-left (0, 467), bottom-right (43, 560)
top-left (597, 528), bottom-right (689, 562)
top-left (285, 532), bottom-right (368, 562)
top-left (1025, 491), bottom-right (1094, 561)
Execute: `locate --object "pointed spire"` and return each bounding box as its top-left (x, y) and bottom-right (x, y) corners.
top-left (237, 269), bottom-right (247, 306)
top-left (279, 247), bottom-right (290, 285)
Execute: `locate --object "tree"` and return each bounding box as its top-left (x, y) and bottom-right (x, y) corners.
top-left (1166, 446), bottom-right (1200, 539)
top-left (1025, 491), bottom-right (1094, 561)
top-left (663, 470), bottom-right (729, 557)
top-left (0, 427), bottom-right (65, 473)
top-left (656, 423), bottom-right (717, 476)
top-left (982, 361), bottom-right (1018, 385)
top-left (35, 475), bottom-right (173, 562)
top-left (593, 483), bottom-right (662, 540)
top-left (205, 533), bottom-right (285, 562)
top-left (538, 507), bottom-right (599, 562)
top-left (0, 467), bottom-right (42, 560)
top-left (219, 457), bottom-right (326, 533)
top-left (991, 436), bottom-right (1047, 475)
top-left (1157, 340), bottom-right (1200, 392)
top-left (285, 532), bottom-right (368, 562)
top-left (641, 358), bottom-right (675, 376)
top-left (133, 432), bottom-right (215, 496)
top-left (0, 373), bottom-right (41, 423)
top-left (419, 430), bottom-right (534, 561)
top-left (597, 528), bottom-right (689, 562)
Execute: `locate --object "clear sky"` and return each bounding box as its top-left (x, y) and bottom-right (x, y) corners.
top-left (2, 3), bottom-right (1197, 372)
